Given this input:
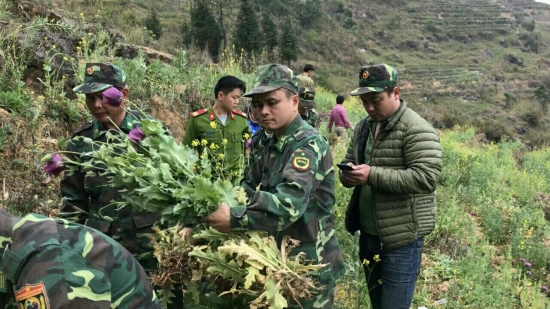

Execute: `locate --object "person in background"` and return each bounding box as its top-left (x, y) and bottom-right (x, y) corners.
top-left (298, 87), bottom-right (320, 129)
top-left (328, 94), bottom-right (353, 142)
top-left (183, 75), bottom-right (250, 181)
top-left (296, 63), bottom-right (315, 88)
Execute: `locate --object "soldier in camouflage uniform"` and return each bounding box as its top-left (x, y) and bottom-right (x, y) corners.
top-left (60, 63), bottom-right (163, 271)
top-left (298, 87), bottom-right (320, 129)
top-left (0, 210), bottom-right (163, 309)
top-left (183, 75), bottom-right (250, 181)
top-left (204, 64), bottom-right (345, 309)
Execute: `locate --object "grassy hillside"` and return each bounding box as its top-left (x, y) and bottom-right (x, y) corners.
top-left (33, 0), bottom-right (550, 146)
top-left (1, 0), bottom-right (549, 307)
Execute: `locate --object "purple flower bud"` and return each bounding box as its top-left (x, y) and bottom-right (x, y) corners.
top-left (519, 258), bottom-right (525, 263)
top-left (526, 271), bottom-right (532, 275)
top-left (43, 153), bottom-right (65, 177)
top-left (541, 286), bottom-right (548, 291)
top-left (470, 211), bottom-right (475, 216)
top-left (102, 87), bottom-right (123, 106)
top-left (524, 262), bottom-right (531, 268)
top-left (128, 127), bottom-right (146, 143)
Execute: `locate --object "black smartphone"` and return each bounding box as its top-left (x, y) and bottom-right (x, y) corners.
top-left (336, 163), bottom-right (354, 171)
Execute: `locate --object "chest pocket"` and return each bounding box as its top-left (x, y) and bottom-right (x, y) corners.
top-left (80, 152), bottom-right (105, 198)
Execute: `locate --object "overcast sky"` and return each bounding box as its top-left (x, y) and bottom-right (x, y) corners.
top-left (535, 0), bottom-right (550, 4)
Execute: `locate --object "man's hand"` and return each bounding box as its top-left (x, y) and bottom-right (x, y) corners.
top-left (203, 202), bottom-right (231, 233)
top-left (180, 227), bottom-right (197, 245)
top-left (339, 164), bottom-right (371, 187)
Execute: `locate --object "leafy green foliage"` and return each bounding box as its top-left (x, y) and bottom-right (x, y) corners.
top-left (234, 0), bottom-right (263, 59)
top-left (279, 19), bottom-right (298, 66)
top-left (144, 10), bottom-right (163, 39)
top-left (189, 2), bottom-right (223, 61)
top-left (261, 12), bottom-right (278, 62)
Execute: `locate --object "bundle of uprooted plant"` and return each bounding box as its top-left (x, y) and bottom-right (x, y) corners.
top-left (43, 103), bottom-right (325, 309)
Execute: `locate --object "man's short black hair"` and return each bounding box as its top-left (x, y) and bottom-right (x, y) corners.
top-left (336, 95), bottom-right (345, 104)
top-left (214, 75), bottom-right (246, 100)
top-left (303, 64), bottom-right (315, 72)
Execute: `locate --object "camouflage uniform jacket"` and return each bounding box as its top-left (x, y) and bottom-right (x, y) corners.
top-left (301, 109), bottom-right (320, 129)
top-left (59, 111), bottom-right (164, 271)
top-left (0, 211), bottom-right (163, 309)
top-left (234, 115), bottom-right (345, 280)
top-left (183, 107), bottom-right (250, 179)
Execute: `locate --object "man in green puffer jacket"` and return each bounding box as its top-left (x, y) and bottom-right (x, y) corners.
top-left (339, 63), bottom-right (442, 309)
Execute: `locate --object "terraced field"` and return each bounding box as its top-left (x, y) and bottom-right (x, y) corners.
top-left (394, 0), bottom-right (549, 97)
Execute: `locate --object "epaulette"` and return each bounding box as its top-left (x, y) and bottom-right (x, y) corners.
top-left (294, 127), bottom-right (316, 141)
top-left (70, 122), bottom-right (93, 138)
top-left (190, 109), bottom-right (208, 118)
top-left (232, 109), bottom-right (247, 118)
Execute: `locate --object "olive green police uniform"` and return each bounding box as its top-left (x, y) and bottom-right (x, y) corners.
top-left (183, 107), bottom-right (250, 180)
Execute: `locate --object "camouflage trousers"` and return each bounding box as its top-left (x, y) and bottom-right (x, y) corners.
top-left (287, 269), bottom-right (335, 309)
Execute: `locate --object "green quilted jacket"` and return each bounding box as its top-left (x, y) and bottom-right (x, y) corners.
top-left (342, 102), bottom-right (442, 250)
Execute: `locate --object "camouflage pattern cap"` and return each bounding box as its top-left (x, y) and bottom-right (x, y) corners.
top-left (73, 63), bottom-right (127, 94)
top-left (243, 64), bottom-right (299, 97)
top-left (298, 87), bottom-right (316, 109)
top-left (350, 63), bottom-right (398, 96)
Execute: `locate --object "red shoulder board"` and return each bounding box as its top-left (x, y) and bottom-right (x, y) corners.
top-left (190, 109), bottom-right (208, 118)
top-left (232, 109), bottom-right (247, 118)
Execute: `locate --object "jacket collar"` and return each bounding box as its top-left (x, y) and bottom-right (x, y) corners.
top-left (272, 115), bottom-right (303, 152)
top-left (366, 100), bottom-right (407, 131)
top-left (92, 112), bottom-right (136, 139)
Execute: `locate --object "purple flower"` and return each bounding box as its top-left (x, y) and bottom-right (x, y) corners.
top-left (526, 271), bottom-right (532, 275)
top-left (128, 127), bottom-right (146, 143)
top-left (43, 153), bottom-right (65, 176)
top-left (470, 211), bottom-right (475, 216)
top-left (524, 262), bottom-right (531, 268)
top-left (542, 286), bottom-right (548, 291)
top-left (102, 87), bottom-right (123, 106)
top-left (245, 138), bottom-right (252, 149)
top-left (519, 258), bottom-right (525, 263)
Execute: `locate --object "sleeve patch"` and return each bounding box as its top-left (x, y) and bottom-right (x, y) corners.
top-left (292, 150), bottom-right (312, 171)
top-left (15, 282), bottom-right (50, 309)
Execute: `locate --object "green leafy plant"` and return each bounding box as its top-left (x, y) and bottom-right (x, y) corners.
top-left (44, 102), bottom-right (325, 308)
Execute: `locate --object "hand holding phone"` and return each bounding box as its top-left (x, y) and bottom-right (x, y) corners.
top-left (337, 163), bottom-right (354, 171)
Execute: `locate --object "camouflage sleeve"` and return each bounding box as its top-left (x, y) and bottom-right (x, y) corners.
top-left (230, 136), bottom-right (330, 233)
top-left (59, 140), bottom-right (88, 224)
top-left (182, 116), bottom-right (196, 146)
top-left (10, 222), bottom-right (163, 309)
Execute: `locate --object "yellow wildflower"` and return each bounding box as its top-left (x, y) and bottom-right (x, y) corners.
top-left (191, 140), bottom-right (199, 147)
top-left (243, 133), bottom-right (250, 140)
top-left (209, 143), bottom-right (216, 150)
top-left (79, 12), bottom-right (84, 16)
top-left (378, 279), bottom-right (382, 285)
top-left (219, 153), bottom-right (225, 159)
top-left (51, 45), bottom-right (56, 49)
top-left (201, 139), bottom-right (208, 146)
top-left (373, 254), bottom-right (381, 263)
top-left (63, 56), bottom-right (68, 61)
top-left (37, 95), bottom-right (45, 100)
top-left (362, 259), bottom-right (370, 266)
top-left (210, 121), bottom-right (217, 129)
top-left (222, 139), bottom-right (228, 145)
